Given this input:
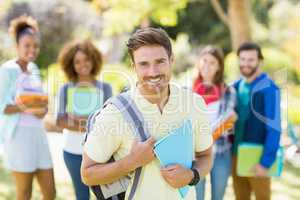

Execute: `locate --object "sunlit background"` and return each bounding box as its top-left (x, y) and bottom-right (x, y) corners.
top-left (0, 0), bottom-right (300, 199)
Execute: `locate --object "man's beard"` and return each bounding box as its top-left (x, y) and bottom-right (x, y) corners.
top-left (240, 65), bottom-right (259, 78)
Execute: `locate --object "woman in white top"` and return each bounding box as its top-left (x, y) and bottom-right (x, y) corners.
top-left (56, 39), bottom-right (112, 200)
top-left (193, 46), bottom-right (236, 200)
top-left (0, 16), bottom-right (55, 200)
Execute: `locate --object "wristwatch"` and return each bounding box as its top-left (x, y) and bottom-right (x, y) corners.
top-left (188, 168), bottom-right (200, 186)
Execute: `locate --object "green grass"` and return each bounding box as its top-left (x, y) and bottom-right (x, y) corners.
top-left (206, 162), bottom-right (300, 200)
top-left (1, 158), bottom-right (300, 200)
top-left (0, 158), bottom-right (74, 200)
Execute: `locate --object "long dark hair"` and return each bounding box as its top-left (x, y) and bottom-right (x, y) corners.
top-left (194, 45), bottom-right (225, 86)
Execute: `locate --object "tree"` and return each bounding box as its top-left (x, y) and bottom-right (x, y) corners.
top-left (210, 0), bottom-right (251, 50)
top-left (2, 0), bottom-right (103, 70)
top-left (159, 0), bottom-right (231, 53)
top-left (91, 0), bottom-right (188, 36)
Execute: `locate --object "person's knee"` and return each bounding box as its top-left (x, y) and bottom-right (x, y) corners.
top-left (41, 186), bottom-right (56, 200)
top-left (16, 188), bottom-right (32, 200)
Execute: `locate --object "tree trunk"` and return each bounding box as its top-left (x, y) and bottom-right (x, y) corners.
top-left (210, 0), bottom-right (252, 50)
top-left (228, 0), bottom-right (251, 50)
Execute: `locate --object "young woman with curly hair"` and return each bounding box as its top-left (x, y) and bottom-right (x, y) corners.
top-left (56, 39), bottom-right (112, 200)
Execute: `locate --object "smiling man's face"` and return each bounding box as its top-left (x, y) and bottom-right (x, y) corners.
top-left (133, 45), bottom-right (172, 96)
top-left (238, 49), bottom-right (261, 78)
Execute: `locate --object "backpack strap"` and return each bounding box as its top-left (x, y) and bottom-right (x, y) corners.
top-left (112, 93), bottom-right (149, 200)
top-left (84, 91), bottom-right (149, 200)
top-left (112, 92), bottom-right (149, 141)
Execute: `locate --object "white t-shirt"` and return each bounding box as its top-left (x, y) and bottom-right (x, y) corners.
top-left (62, 129), bottom-right (85, 155)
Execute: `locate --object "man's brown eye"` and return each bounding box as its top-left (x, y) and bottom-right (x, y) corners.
top-left (140, 63), bottom-right (148, 67)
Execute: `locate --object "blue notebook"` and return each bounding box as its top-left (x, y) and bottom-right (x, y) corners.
top-left (67, 87), bottom-right (103, 116)
top-left (154, 120), bottom-right (193, 199)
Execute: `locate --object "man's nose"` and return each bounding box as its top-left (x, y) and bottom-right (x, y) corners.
top-left (148, 64), bottom-right (161, 77)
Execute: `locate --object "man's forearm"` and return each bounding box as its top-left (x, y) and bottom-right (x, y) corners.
top-left (81, 153), bottom-right (138, 186)
top-left (193, 147), bottom-right (213, 178)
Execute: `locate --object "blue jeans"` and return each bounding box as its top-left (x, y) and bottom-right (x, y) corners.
top-left (63, 151), bottom-right (90, 200)
top-left (196, 149), bottom-right (232, 200)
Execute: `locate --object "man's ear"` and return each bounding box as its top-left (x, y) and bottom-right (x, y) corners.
top-left (131, 61), bottom-right (136, 70)
top-left (170, 54), bottom-right (174, 64)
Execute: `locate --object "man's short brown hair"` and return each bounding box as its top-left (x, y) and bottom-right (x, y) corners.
top-left (126, 27), bottom-right (172, 62)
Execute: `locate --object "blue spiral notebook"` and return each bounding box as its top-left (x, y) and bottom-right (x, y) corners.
top-left (154, 120), bottom-right (193, 199)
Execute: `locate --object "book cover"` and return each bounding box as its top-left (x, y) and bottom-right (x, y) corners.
top-left (154, 120), bottom-right (193, 199)
top-left (67, 87), bottom-right (103, 116)
top-left (237, 143), bottom-right (284, 177)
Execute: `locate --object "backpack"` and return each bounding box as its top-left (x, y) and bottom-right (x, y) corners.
top-left (84, 92), bottom-right (150, 200)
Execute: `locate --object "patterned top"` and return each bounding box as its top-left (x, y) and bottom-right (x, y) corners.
top-left (193, 81), bottom-right (236, 154)
top-left (214, 85), bottom-right (236, 154)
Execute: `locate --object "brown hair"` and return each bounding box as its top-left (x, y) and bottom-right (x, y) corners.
top-left (237, 42), bottom-right (264, 60)
top-left (126, 27), bottom-right (172, 62)
top-left (9, 15), bottom-right (39, 43)
top-left (58, 39), bottom-right (103, 82)
top-left (195, 45), bottom-right (224, 86)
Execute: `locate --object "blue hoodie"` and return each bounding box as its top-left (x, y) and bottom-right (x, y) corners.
top-left (233, 73), bottom-right (281, 169)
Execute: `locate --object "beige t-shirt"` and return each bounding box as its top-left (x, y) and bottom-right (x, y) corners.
top-left (84, 83), bottom-right (213, 200)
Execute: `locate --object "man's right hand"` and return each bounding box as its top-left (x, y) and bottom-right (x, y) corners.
top-left (129, 137), bottom-right (156, 169)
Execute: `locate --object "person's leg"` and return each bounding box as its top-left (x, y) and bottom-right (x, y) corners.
top-left (11, 171), bottom-right (34, 200)
top-left (231, 156), bottom-right (251, 200)
top-left (195, 178), bottom-right (206, 200)
top-left (63, 151), bottom-right (90, 200)
top-left (210, 150), bottom-right (232, 200)
top-left (249, 177), bottom-right (271, 200)
top-left (35, 169), bottom-right (56, 200)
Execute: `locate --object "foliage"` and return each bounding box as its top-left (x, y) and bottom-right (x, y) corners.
top-left (2, 0), bottom-right (102, 70)
top-left (252, 0), bottom-right (300, 85)
top-left (96, 0), bottom-right (188, 36)
top-left (224, 48), bottom-right (297, 84)
top-left (288, 85), bottom-right (300, 125)
top-left (252, 0), bottom-right (276, 27)
top-left (157, 0), bottom-right (231, 53)
top-left (171, 33), bottom-right (194, 75)
top-left (44, 62), bottom-right (134, 99)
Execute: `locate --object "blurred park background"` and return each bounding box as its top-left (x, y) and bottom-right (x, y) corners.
top-left (0, 0), bottom-right (300, 199)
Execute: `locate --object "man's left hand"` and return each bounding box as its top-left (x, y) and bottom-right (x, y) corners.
top-left (253, 164), bottom-right (268, 177)
top-left (160, 164), bottom-right (194, 188)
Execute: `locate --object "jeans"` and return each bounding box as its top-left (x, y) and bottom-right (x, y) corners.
top-left (63, 151), bottom-right (90, 200)
top-left (196, 149), bottom-right (232, 200)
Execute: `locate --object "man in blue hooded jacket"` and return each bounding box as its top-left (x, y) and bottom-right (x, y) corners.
top-left (232, 42), bottom-right (281, 200)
